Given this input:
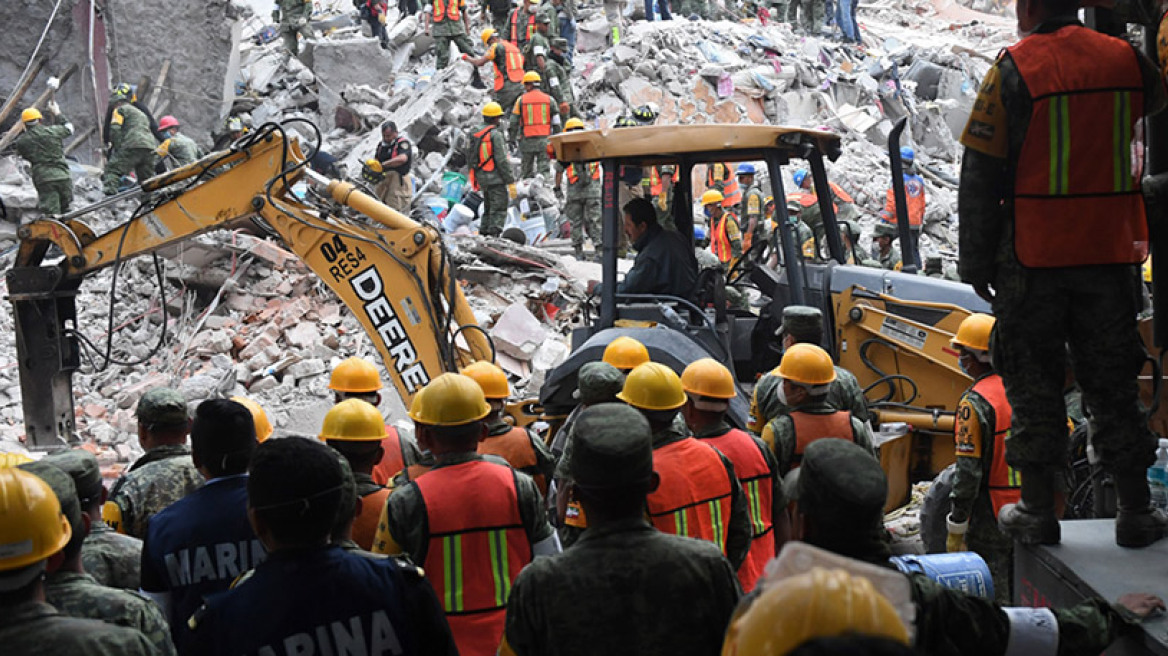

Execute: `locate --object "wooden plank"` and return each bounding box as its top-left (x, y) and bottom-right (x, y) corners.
top-left (0, 59), bottom-right (45, 127)
top-left (147, 60), bottom-right (171, 115)
top-left (63, 126), bottom-right (98, 156)
top-left (0, 64), bottom-right (78, 152)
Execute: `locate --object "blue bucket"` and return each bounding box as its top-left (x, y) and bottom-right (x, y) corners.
top-left (890, 552), bottom-right (994, 600)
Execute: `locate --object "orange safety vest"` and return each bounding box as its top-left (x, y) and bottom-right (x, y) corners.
top-left (829, 182), bottom-right (854, 204)
top-left (566, 162), bottom-right (600, 185)
top-left (371, 427), bottom-right (407, 486)
top-left (710, 211), bottom-right (740, 264)
top-left (790, 410), bottom-right (854, 468)
top-left (700, 428), bottom-right (774, 592)
top-left (645, 438), bottom-right (735, 555)
top-left (415, 460), bottom-right (532, 656)
top-left (649, 167), bottom-right (664, 195)
top-left (1008, 25), bottom-right (1147, 267)
top-left (492, 40), bottom-right (526, 91)
top-left (881, 179), bottom-right (925, 226)
top-left (477, 426), bottom-right (547, 495)
top-left (433, 0), bottom-right (461, 22)
top-left (468, 124), bottom-right (497, 190)
top-left (970, 374), bottom-right (1021, 514)
top-left (509, 10), bottom-right (537, 43)
top-left (352, 487), bottom-right (391, 551)
top-left (518, 90), bottom-right (553, 137)
top-left (707, 162), bottom-right (741, 207)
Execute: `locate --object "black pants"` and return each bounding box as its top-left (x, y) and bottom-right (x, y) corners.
top-left (365, 14), bottom-right (389, 44)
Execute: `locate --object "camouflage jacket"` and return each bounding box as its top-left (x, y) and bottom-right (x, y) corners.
top-left (466, 123), bottom-right (515, 185)
top-left (277, 0), bottom-right (313, 23)
top-left (14, 120), bottom-right (72, 184)
top-left (759, 397), bottom-right (877, 476)
top-left (0, 601), bottom-right (158, 656)
top-left (165, 133), bottom-right (201, 166)
top-left (46, 571), bottom-right (175, 656)
top-left (107, 444), bottom-right (204, 538)
top-left (949, 376), bottom-right (1012, 549)
top-left (82, 520), bottom-right (143, 590)
top-left (753, 368), bottom-right (870, 427)
top-left (109, 104), bottom-right (158, 152)
top-left (544, 58), bottom-right (573, 106)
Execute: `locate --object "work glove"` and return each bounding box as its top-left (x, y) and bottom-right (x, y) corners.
top-left (507, 183), bottom-right (518, 200)
top-left (46, 77), bottom-right (60, 91)
top-left (461, 53), bottom-right (470, 61)
top-left (946, 515), bottom-right (968, 553)
top-left (46, 100), bottom-right (60, 116)
top-left (379, 12), bottom-right (388, 22)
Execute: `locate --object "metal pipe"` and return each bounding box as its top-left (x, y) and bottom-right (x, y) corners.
top-left (599, 157), bottom-right (619, 329)
top-left (809, 149), bottom-right (845, 263)
top-left (765, 151), bottom-right (805, 305)
top-left (888, 117), bottom-right (919, 273)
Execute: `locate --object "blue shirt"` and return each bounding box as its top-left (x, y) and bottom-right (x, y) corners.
top-left (140, 475), bottom-right (264, 653)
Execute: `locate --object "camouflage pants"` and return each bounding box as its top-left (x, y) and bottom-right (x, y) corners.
top-left (34, 179), bottom-right (73, 215)
top-left (491, 10), bottom-right (511, 33)
top-left (992, 265), bottom-right (1155, 473)
top-left (565, 195), bottom-right (601, 249)
top-left (435, 32), bottom-right (476, 69)
top-left (480, 181), bottom-right (509, 236)
top-left (791, 0), bottom-right (824, 32)
top-left (772, 0), bottom-right (791, 21)
top-left (282, 22), bottom-right (313, 55)
top-left (102, 148), bottom-right (157, 195)
top-left (678, 0), bottom-right (707, 17)
top-left (496, 84), bottom-right (523, 116)
top-left (520, 139), bottom-right (551, 179)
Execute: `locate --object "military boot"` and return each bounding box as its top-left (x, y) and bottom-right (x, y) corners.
top-left (998, 468), bottom-right (1061, 545)
top-left (574, 245), bottom-right (584, 260)
top-left (1114, 471), bottom-right (1168, 547)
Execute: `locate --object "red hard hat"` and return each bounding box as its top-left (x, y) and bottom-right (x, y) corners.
top-left (158, 115), bottom-right (179, 131)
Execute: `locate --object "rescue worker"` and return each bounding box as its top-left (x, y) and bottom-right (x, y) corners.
top-left (789, 0), bottom-right (825, 35)
top-left (101, 86), bottom-right (158, 196)
top-left (959, 0), bottom-right (1168, 548)
top-left (509, 71), bottom-right (560, 179)
top-left (139, 399), bottom-right (264, 653)
top-left (464, 29), bottom-right (526, 119)
top-left (767, 199), bottom-right (817, 269)
top-left (320, 399), bottom-right (391, 551)
top-left (467, 102), bottom-right (518, 237)
top-left (545, 38), bottom-right (574, 118)
top-left (706, 161), bottom-right (741, 209)
top-left (524, 13), bottom-right (552, 72)
top-left (678, 0), bottom-right (707, 18)
top-left (681, 358), bottom-right (787, 592)
top-left (274, 0), bottom-right (314, 55)
top-left (372, 121), bottom-right (413, 213)
top-left (0, 468), bottom-right (157, 656)
top-left (14, 103), bottom-right (73, 215)
top-left (462, 361), bottom-right (557, 495)
top-left (759, 343), bottom-right (876, 475)
top-left (871, 221), bottom-right (903, 271)
top-left (188, 437), bottom-right (459, 656)
top-left (650, 164), bottom-right (675, 227)
top-left (879, 146), bottom-right (926, 251)
top-left (705, 189), bottom-right (743, 269)
top-left (508, 0), bottom-right (541, 49)
top-left (426, 0), bottom-right (475, 69)
top-left (104, 387), bottom-right (202, 539)
top-left (738, 164), bottom-right (767, 258)
top-left (555, 117), bottom-right (600, 259)
top-left (945, 313), bottom-right (1016, 604)
top-left (501, 403), bottom-right (742, 656)
top-left (589, 198), bottom-right (698, 300)
top-left (230, 396), bottom-right (274, 442)
top-left (373, 373), bottom-right (560, 656)
top-left (553, 0), bottom-right (577, 59)
top-left (783, 438), bottom-right (1166, 656)
top-left (539, 0), bottom-right (563, 39)
top-left (482, 0), bottom-right (513, 32)
top-left (42, 449), bottom-right (141, 590)
top-left (155, 115), bottom-right (201, 168)
top-left (618, 362), bottom-right (753, 569)
top-left (793, 168), bottom-right (860, 251)
top-left (840, 218), bottom-right (873, 266)
top-left (356, 0), bottom-right (390, 48)
top-left (19, 462), bottom-right (175, 656)
top-left (602, 335), bottom-right (651, 372)
top-left (328, 357), bottom-right (423, 486)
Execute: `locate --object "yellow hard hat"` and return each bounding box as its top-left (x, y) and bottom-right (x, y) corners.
top-left (481, 27), bottom-right (497, 43)
top-left (329, 357), bottom-right (382, 394)
top-left (564, 117), bottom-right (585, 131)
top-left (0, 452), bottom-right (34, 469)
top-left (617, 362), bottom-right (687, 411)
top-left (0, 468), bottom-right (72, 573)
top-left (21, 108), bottom-right (42, 123)
top-left (409, 373), bottom-right (491, 426)
top-left (461, 361), bottom-right (510, 400)
top-left (724, 568), bottom-right (909, 656)
top-left (231, 396), bottom-right (274, 442)
top-left (602, 336), bottom-right (650, 371)
top-left (483, 102), bottom-right (505, 118)
top-left (364, 158), bottom-right (383, 173)
top-left (951, 312), bottom-right (995, 352)
top-left (320, 399), bottom-right (387, 441)
top-left (776, 343), bottom-right (836, 386)
top-left (523, 71), bottom-right (542, 84)
top-left (701, 189), bottom-right (725, 206)
top-left (681, 358), bottom-right (737, 400)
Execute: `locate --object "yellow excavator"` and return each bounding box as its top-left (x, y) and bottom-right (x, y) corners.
top-left (10, 121), bottom-right (492, 450)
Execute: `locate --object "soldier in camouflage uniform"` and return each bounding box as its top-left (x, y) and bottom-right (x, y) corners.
top-left (783, 438), bottom-right (1166, 656)
top-left (789, 0), bottom-right (825, 33)
top-left (509, 73), bottom-right (559, 179)
top-left (556, 119), bottom-right (601, 259)
top-left (101, 89), bottom-right (158, 196)
top-left (156, 116), bottom-right (202, 168)
top-left (524, 14), bottom-right (552, 73)
top-left (427, 0), bottom-right (475, 70)
top-left (768, 200), bottom-right (817, 268)
top-left (18, 462), bottom-right (175, 656)
top-left (677, 0), bottom-right (707, 18)
top-left (14, 104), bottom-right (73, 215)
top-left (467, 102), bottom-right (516, 237)
top-left (546, 38), bottom-right (575, 118)
top-left (274, 0), bottom-right (313, 55)
top-left (958, 1), bottom-right (1168, 547)
top-left (502, 404), bottom-right (741, 656)
top-left (737, 164), bottom-right (767, 260)
top-left (104, 388), bottom-right (203, 539)
top-left (0, 468), bottom-right (157, 656)
top-left (870, 222), bottom-right (903, 271)
top-left (43, 450), bottom-right (142, 590)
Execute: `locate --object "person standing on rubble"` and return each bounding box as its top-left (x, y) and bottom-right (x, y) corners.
top-left (372, 121), bottom-right (413, 213)
top-left (878, 146), bottom-right (926, 253)
top-left (101, 86), bottom-right (158, 196)
top-left (524, 14), bottom-right (552, 72)
top-left (274, 0), bottom-right (314, 56)
top-left (482, 0), bottom-right (512, 33)
top-left (465, 29), bottom-right (527, 115)
top-left (959, 0), bottom-right (1168, 549)
top-left (738, 164), bottom-right (766, 258)
top-left (704, 189), bottom-right (743, 269)
top-left (556, 118), bottom-right (601, 259)
top-left (427, 0), bottom-right (476, 70)
top-left (14, 104), bottom-right (73, 216)
top-left (508, 0), bottom-right (541, 49)
top-left (510, 71), bottom-right (559, 179)
top-left (546, 38), bottom-right (575, 117)
top-left (155, 116), bottom-right (202, 168)
top-left (552, 0), bottom-right (577, 61)
top-left (355, 0), bottom-right (390, 48)
top-left (789, 0), bottom-right (825, 34)
top-left (468, 102), bottom-right (517, 237)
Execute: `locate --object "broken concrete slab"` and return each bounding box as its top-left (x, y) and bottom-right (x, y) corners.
top-left (490, 303), bottom-right (548, 361)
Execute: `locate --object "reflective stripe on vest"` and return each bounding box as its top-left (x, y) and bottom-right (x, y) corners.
top-left (520, 91), bottom-right (553, 137)
top-left (649, 167), bottom-right (663, 195)
top-left (971, 374), bottom-right (1021, 515)
top-left (371, 427), bottom-right (407, 486)
top-left (433, 0), bottom-right (461, 22)
top-left (566, 162), bottom-right (600, 185)
top-left (829, 181), bottom-right (854, 204)
top-left (474, 125), bottom-right (497, 173)
top-left (492, 41), bottom-right (526, 91)
top-left (707, 163), bottom-right (741, 207)
top-left (711, 212), bottom-right (739, 264)
top-left (352, 487), bottom-right (391, 551)
top-left (477, 426), bottom-right (546, 495)
top-left (700, 428), bottom-right (775, 592)
top-left (790, 410), bottom-right (854, 467)
top-left (1009, 25), bottom-right (1147, 267)
top-left (416, 460), bottom-right (532, 656)
top-left (509, 11), bottom-right (535, 42)
top-left (645, 438), bottom-right (735, 554)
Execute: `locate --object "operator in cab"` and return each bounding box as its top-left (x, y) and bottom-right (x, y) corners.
top-left (589, 197), bottom-right (698, 300)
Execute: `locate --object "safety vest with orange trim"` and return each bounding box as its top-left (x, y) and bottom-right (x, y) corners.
top-left (706, 162), bottom-right (741, 207)
top-left (880, 176), bottom-right (926, 226)
top-left (790, 410), bottom-right (854, 468)
top-left (699, 428), bottom-right (774, 592)
top-left (415, 460), bottom-right (532, 656)
top-left (970, 374), bottom-right (1022, 514)
top-left (477, 425), bottom-right (547, 495)
top-left (351, 486), bottom-right (391, 551)
top-left (566, 162), bottom-right (601, 185)
top-left (1009, 25), bottom-right (1147, 267)
top-left (649, 167), bottom-right (666, 195)
top-left (371, 427), bottom-right (408, 486)
top-left (433, 0), bottom-right (461, 22)
top-left (646, 437), bottom-right (735, 555)
top-left (711, 211), bottom-right (741, 264)
top-left (491, 40), bottom-right (526, 91)
top-left (517, 90), bottom-right (553, 138)
top-left (468, 124), bottom-right (499, 190)
top-left (508, 10), bottom-right (537, 44)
